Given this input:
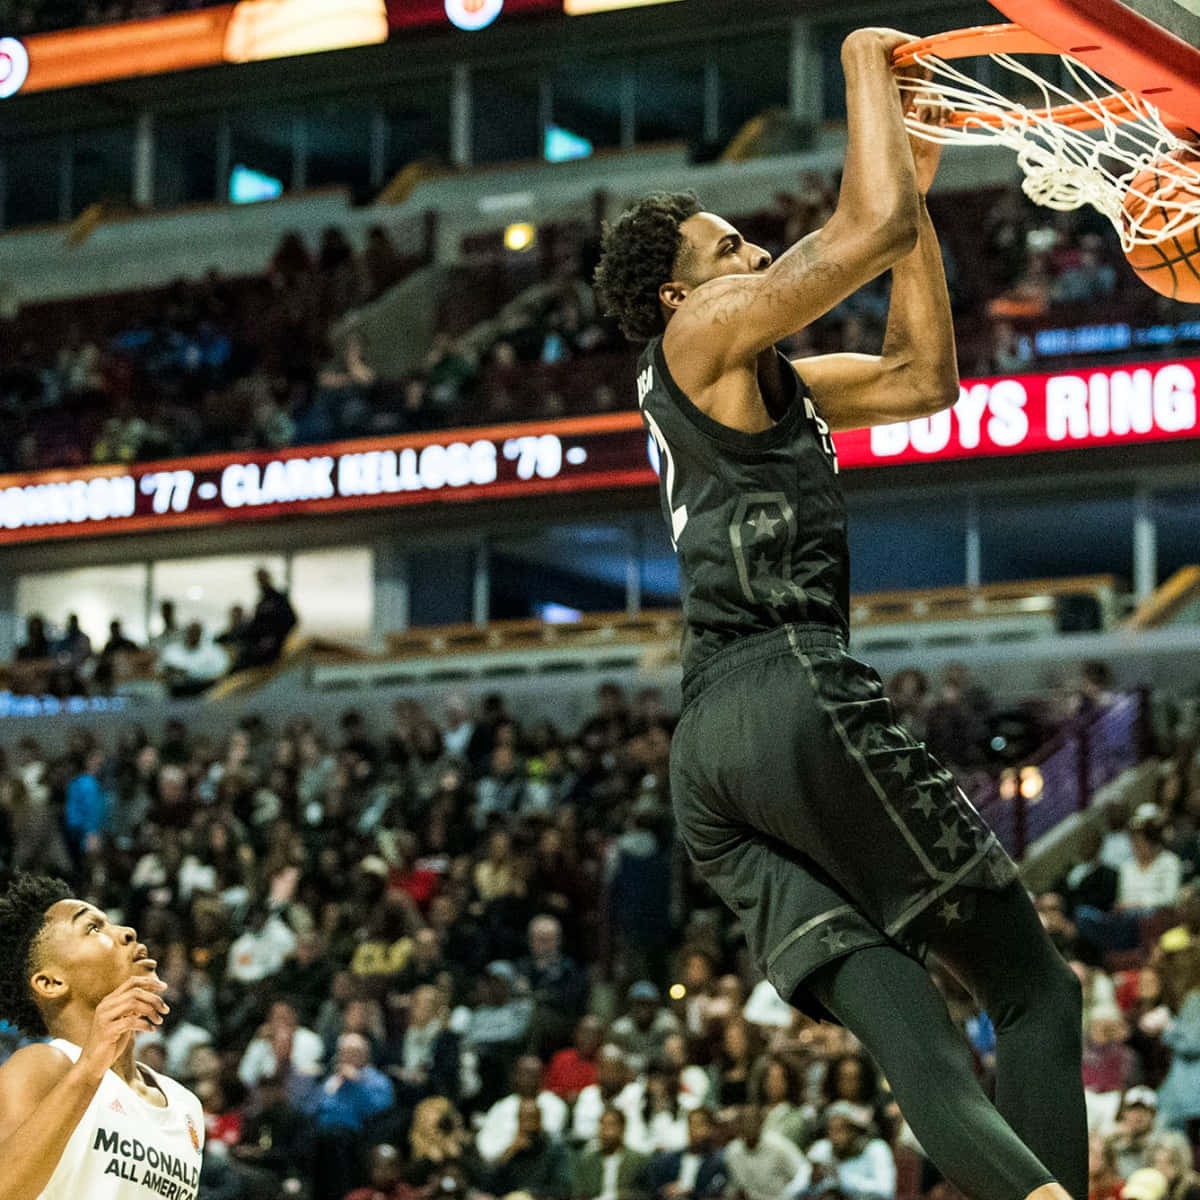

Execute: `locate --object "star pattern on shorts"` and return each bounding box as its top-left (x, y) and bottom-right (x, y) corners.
top-left (819, 926), bottom-right (849, 953)
top-left (933, 820), bottom-right (968, 863)
top-left (768, 585), bottom-right (790, 607)
top-left (748, 508), bottom-right (782, 542)
top-left (751, 554), bottom-right (773, 583)
top-left (938, 898), bottom-right (963, 925)
top-left (892, 754), bottom-right (915, 781)
top-left (909, 786), bottom-right (938, 820)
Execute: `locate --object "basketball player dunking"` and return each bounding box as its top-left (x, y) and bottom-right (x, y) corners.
top-left (0, 874), bottom-right (203, 1200)
top-left (595, 27), bottom-right (1087, 1200)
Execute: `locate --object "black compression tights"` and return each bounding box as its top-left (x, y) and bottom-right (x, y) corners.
top-left (806, 880), bottom-right (1087, 1200)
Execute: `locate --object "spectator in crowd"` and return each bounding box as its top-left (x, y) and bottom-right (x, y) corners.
top-left (1146, 1132), bottom-right (1200, 1200)
top-left (1156, 886), bottom-right (1200, 1009)
top-left (64, 744), bottom-right (108, 864)
top-left (234, 567), bottom-right (299, 670)
top-left (216, 603), bottom-right (251, 660)
top-left (642, 1106), bottom-right (727, 1200)
top-left (1082, 1006), bottom-right (1137, 1104)
top-left (1110, 1087), bottom-right (1162, 1178)
top-left (405, 1096), bottom-right (476, 1188)
top-left (754, 1054), bottom-right (813, 1148)
top-left (543, 1012), bottom-right (604, 1101)
top-left (1087, 1130), bottom-right (1125, 1200)
top-left (314, 1032), bottom-right (396, 1199)
top-left (345, 1142), bottom-right (407, 1200)
top-left (573, 1042), bottom-right (633, 1144)
top-left (229, 1070), bottom-right (311, 1187)
top-left (518, 913), bottom-right (589, 1055)
top-left (1077, 806), bottom-right (1184, 951)
top-left (610, 982), bottom-right (681, 1073)
top-left (463, 960), bottom-right (534, 1102)
top-left (392, 982), bottom-right (461, 1106)
top-left (1158, 989), bottom-right (1200, 1132)
top-left (1058, 828), bottom-right (1120, 920)
top-left (572, 1106), bottom-right (651, 1200)
top-left (151, 599), bottom-right (180, 652)
top-left (238, 998), bottom-right (325, 1094)
top-left (620, 1061), bottom-right (702, 1156)
top-left (15, 614), bottom-right (51, 661)
top-left (485, 1097), bottom-right (571, 1200)
top-left (724, 1104), bottom-right (811, 1200)
top-left (804, 1101), bottom-right (897, 1200)
top-left (160, 620), bottom-right (230, 697)
top-left (476, 1053), bottom-right (568, 1164)
top-left (316, 1031), bottom-right (395, 1131)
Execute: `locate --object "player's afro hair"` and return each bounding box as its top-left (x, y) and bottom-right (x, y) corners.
top-left (594, 191), bottom-right (702, 343)
top-left (0, 873), bottom-right (72, 1037)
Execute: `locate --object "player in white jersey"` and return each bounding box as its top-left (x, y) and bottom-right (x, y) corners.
top-left (0, 873), bottom-right (205, 1200)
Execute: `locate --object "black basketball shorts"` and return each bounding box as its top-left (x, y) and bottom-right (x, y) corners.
top-left (670, 623), bottom-right (1019, 1023)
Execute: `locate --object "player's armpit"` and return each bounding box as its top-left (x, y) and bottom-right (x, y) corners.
top-left (794, 351), bottom-right (960, 434)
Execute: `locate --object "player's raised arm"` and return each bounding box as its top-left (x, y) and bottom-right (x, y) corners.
top-left (797, 97), bottom-right (959, 432)
top-left (667, 28), bottom-right (921, 369)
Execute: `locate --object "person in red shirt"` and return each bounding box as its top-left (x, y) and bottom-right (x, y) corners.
top-left (1087, 1132), bottom-right (1124, 1200)
top-left (543, 1014), bottom-right (604, 1101)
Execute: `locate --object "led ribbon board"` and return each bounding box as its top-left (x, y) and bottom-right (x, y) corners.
top-left (0, 358), bottom-right (1195, 544)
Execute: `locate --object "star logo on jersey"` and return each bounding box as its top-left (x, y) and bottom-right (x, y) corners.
top-left (909, 786), bottom-right (938, 820)
top-left (747, 507), bottom-right (782, 542)
top-left (933, 820), bottom-right (968, 863)
top-left (819, 926), bottom-right (849, 953)
top-left (186, 1113), bottom-right (202, 1153)
top-left (938, 898), bottom-right (963, 925)
top-left (729, 493), bottom-right (796, 606)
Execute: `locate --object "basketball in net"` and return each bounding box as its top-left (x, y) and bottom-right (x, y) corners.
top-left (1120, 148), bottom-right (1200, 303)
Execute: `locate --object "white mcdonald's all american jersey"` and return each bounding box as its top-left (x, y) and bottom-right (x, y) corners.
top-left (37, 1039), bottom-right (205, 1200)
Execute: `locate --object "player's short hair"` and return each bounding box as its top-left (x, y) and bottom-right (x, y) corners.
top-left (0, 874), bottom-right (72, 1036)
top-left (594, 191), bottom-right (702, 343)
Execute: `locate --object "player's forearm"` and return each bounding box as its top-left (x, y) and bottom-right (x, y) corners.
top-left (880, 199), bottom-right (958, 415)
top-left (764, 35), bottom-right (919, 296)
top-left (834, 33), bottom-right (920, 242)
top-left (0, 1060), bottom-right (106, 1200)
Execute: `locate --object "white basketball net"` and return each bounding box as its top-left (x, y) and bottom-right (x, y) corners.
top-left (900, 50), bottom-right (1200, 251)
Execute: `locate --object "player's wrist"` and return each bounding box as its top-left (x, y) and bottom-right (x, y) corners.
top-left (68, 1054), bottom-right (110, 1091)
top-left (841, 28), bottom-right (911, 68)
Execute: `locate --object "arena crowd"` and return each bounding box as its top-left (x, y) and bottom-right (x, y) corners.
top-left (0, 678), bottom-right (1197, 1200)
top-left (3, 181), bottom-right (1194, 477)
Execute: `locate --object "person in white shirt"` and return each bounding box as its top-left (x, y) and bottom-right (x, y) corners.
top-left (725, 1104), bottom-right (811, 1200)
top-left (618, 1063), bottom-right (704, 1157)
top-left (574, 1044), bottom-right (634, 1144)
top-left (159, 622), bottom-right (230, 697)
top-left (0, 873), bottom-right (202, 1200)
top-left (1077, 807), bottom-right (1184, 953)
top-left (805, 1101), bottom-right (897, 1200)
top-left (237, 999), bottom-right (325, 1088)
top-left (226, 906), bottom-right (297, 985)
top-left (476, 1053), bottom-right (568, 1163)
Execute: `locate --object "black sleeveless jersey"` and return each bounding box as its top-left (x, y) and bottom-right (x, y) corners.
top-left (636, 335), bottom-right (850, 674)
